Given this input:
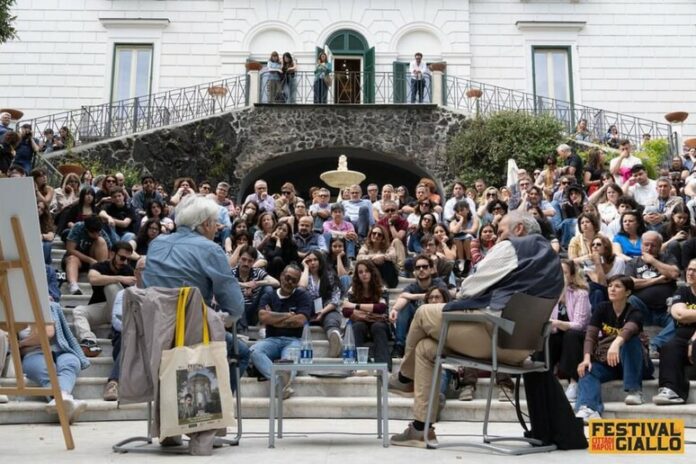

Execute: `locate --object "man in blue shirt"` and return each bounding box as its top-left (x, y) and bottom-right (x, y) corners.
top-left (249, 264), bottom-right (313, 398)
top-left (341, 184), bottom-right (374, 238)
top-left (143, 195), bottom-right (244, 317)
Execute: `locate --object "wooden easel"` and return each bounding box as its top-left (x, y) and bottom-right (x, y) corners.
top-left (0, 216), bottom-right (75, 450)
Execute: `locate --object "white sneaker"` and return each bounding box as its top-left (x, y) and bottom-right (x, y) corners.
top-left (258, 328), bottom-right (266, 339)
top-left (565, 382), bottom-right (578, 402)
top-left (652, 387), bottom-right (684, 405)
top-left (624, 390), bottom-right (643, 405)
top-left (575, 405), bottom-right (601, 423)
top-left (327, 329), bottom-right (342, 358)
top-left (0, 394), bottom-right (8, 404)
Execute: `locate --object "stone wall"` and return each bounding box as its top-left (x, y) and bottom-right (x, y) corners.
top-left (52, 104), bottom-right (466, 195)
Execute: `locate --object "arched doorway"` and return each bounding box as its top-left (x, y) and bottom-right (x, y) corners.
top-left (238, 147), bottom-right (439, 202)
top-left (318, 29), bottom-right (375, 103)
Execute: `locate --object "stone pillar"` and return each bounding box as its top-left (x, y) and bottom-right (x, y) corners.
top-left (247, 70), bottom-right (260, 105)
top-left (432, 70), bottom-right (443, 106)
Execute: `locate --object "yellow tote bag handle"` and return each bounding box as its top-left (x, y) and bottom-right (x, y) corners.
top-left (175, 287), bottom-right (210, 347)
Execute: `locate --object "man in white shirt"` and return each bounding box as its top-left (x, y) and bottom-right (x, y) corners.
top-left (609, 140), bottom-right (642, 186)
top-left (409, 52), bottom-right (429, 104)
top-left (627, 164), bottom-right (657, 208)
top-left (443, 181), bottom-right (476, 223)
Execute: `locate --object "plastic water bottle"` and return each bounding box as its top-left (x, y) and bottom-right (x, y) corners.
top-left (299, 322), bottom-right (313, 364)
top-left (342, 321), bottom-right (356, 364)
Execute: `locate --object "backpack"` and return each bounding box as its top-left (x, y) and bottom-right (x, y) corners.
top-left (514, 370), bottom-right (588, 450)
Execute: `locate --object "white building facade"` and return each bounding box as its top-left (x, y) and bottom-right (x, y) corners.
top-left (1, 0), bottom-right (695, 134)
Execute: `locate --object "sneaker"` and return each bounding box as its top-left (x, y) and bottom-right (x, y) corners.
top-left (327, 329), bottom-right (342, 358)
top-left (258, 328), bottom-right (266, 339)
top-left (649, 345), bottom-right (660, 359)
top-left (458, 385), bottom-right (475, 401)
top-left (103, 380), bottom-right (119, 402)
top-left (565, 382), bottom-right (578, 402)
top-left (653, 387), bottom-right (685, 405)
top-left (390, 422), bottom-right (438, 448)
top-left (388, 372), bottom-right (414, 397)
top-left (0, 394), bottom-right (8, 404)
top-left (498, 383), bottom-right (514, 402)
top-left (390, 344), bottom-right (405, 359)
top-left (80, 339), bottom-right (102, 358)
top-left (624, 390), bottom-right (644, 405)
top-left (69, 283), bottom-right (82, 295)
top-left (278, 371), bottom-right (293, 399)
top-left (575, 405), bottom-right (601, 423)
top-left (65, 398), bottom-right (87, 424)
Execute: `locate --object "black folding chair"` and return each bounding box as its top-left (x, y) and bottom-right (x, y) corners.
top-left (424, 293), bottom-right (558, 455)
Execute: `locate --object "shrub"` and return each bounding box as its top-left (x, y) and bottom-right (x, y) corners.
top-left (446, 111), bottom-right (564, 186)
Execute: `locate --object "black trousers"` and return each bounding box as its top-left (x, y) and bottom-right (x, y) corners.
top-left (376, 261), bottom-right (399, 288)
top-left (548, 329), bottom-right (586, 381)
top-left (659, 327), bottom-right (696, 400)
top-left (353, 320), bottom-right (391, 371)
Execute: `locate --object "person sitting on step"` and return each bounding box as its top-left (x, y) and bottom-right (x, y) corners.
top-left (72, 241), bottom-right (135, 357)
top-left (61, 215), bottom-right (111, 296)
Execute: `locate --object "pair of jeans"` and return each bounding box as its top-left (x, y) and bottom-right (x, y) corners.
top-left (42, 240), bottom-right (53, 265)
top-left (410, 78), bottom-right (425, 103)
top-left (628, 295), bottom-right (675, 349)
top-left (575, 336), bottom-right (653, 414)
top-left (282, 76), bottom-right (296, 103)
top-left (108, 227), bottom-right (136, 245)
top-left (249, 336), bottom-right (301, 380)
top-left (23, 351), bottom-right (81, 395)
top-left (313, 78), bottom-right (328, 104)
top-left (395, 301), bottom-right (418, 347)
top-left (346, 206), bottom-right (372, 238)
top-left (225, 332), bottom-right (250, 393)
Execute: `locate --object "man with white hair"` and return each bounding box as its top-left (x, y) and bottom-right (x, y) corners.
top-left (0, 112), bottom-right (11, 138)
top-left (557, 143), bottom-right (584, 185)
top-left (388, 211), bottom-right (563, 447)
top-left (143, 195), bottom-right (244, 318)
top-left (244, 179), bottom-right (275, 214)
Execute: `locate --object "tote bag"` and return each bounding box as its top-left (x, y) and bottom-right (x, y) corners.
top-left (159, 287), bottom-right (235, 439)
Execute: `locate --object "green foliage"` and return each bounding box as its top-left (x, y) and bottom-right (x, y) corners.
top-left (634, 139), bottom-right (670, 179)
top-left (0, 0), bottom-right (17, 44)
top-left (446, 111), bottom-right (564, 186)
top-left (81, 158), bottom-right (141, 188)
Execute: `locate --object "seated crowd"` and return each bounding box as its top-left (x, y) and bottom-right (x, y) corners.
top-left (1, 136), bottom-right (695, 439)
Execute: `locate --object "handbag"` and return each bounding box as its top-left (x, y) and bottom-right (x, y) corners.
top-left (350, 309), bottom-right (388, 324)
top-left (592, 334), bottom-right (617, 363)
top-left (323, 73), bottom-right (332, 87)
top-left (158, 287), bottom-right (235, 439)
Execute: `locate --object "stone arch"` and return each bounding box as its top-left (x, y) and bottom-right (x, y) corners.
top-left (237, 147), bottom-right (441, 201)
top-left (243, 21), bottom-right (299, 55)
top-left (390, 22), bottom-right (447, 58)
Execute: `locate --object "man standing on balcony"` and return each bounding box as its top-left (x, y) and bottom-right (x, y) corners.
top-left (409, 52), bottom-right (429, 104)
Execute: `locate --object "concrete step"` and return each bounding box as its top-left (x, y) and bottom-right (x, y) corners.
top-left (61, 294), bottom-right (92, 308)
top-left (3, 396), bottom-right (696, 426)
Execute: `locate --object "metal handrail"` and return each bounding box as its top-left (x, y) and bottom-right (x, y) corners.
top-left (258, 70), bottom-right (432, 105)
top-left (444, 76), bottom-right (676, 155)
top-left (17, 74), bottom-right (249, 149)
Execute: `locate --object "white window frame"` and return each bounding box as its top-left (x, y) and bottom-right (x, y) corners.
top-left (111, 44), bottom-right (154, 103)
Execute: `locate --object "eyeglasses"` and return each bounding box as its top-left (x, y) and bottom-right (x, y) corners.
top-left (319, 193), bottom-right (329, 197)
top-left (486, 193), bottom-right (496, 197)
top-left (105, 179), bottom-right (115, 184)
top-left (370, 231), bottom-right (384, 237)
top-left (420, 202), bottom-right (430, 207)
top-left (384, 208), bottom-right (396, 213)
top-left (350, 191), bottom-right (360, 195)
top-left (115, 254), bottom-right (129, 262)
top-left (591, 242), bottom-right (603, 247)
top-left (414, 264), bottom-right (430, 270)
top-left (687, 268), bottom-right (696, 273)
top-left (201, 186), bottom-right (210, 190)
top-left (282, 191), bottom-right (292, 195)
top-left (560, 181), bottom-right (569, 185)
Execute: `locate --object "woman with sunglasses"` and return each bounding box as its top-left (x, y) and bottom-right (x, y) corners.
top-left (480, 199), bottom-right (507, 228)
top-left (406, 199), bottom-right (440, 228)
top-left (275, 182), bottom-right (303, 218)
top-left (341, 260), bottom-right (391, 370)
top-left (535, 155), bottom-right (561, 190)
top-left (407, 212), bottom-right (437, 254)
top-left (357, 224), bottom-right (399, 288)
top-left (584, 235), bottom-right (625, 310)
top-left (51, 172), bottom-right (81, 215)
top-left (299, 250), bottom-right (344, 357)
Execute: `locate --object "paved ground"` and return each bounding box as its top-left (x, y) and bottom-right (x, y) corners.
top-left (1, 419), bottom-right (695, 463)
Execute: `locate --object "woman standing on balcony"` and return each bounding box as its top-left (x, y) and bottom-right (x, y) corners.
top-left (313, 52), bottom-right (332, 104)
top-left (266, 51), bottom-right (283, 103)
top-left (281, 52), bottom-right (297, 104)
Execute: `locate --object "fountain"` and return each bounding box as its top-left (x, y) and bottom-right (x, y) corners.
top-left (320, 154), bottom-right (366, 190)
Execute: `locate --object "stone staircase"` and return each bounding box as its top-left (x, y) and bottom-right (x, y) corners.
top-left (2, 238), bottom-right (696, 426)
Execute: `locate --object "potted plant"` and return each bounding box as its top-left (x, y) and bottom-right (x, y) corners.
top-left (466, 87), bottom-right (483, 98)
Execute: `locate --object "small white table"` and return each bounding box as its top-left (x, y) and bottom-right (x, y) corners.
top-left (268, 361), bottom-right (390, 448)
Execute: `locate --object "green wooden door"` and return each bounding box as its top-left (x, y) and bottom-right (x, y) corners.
top-left (364, 47), bottom-right (375, 103)
top-left (393, 61), bottom-right (408, 103)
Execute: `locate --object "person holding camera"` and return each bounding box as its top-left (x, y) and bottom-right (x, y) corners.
top-left (14, 123), bottom-right (40, 173)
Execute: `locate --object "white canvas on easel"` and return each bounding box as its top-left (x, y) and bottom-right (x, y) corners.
top-left (0, 177), bottom-right (51, 323)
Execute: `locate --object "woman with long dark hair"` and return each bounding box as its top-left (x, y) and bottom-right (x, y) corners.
top-left (56, 187), bottom-right (97, 241)
top-left (341, 260), bottom-right (391, 369)
top-left (31, 167), bottom-right (55, 207)
top-left (328, 236), bottom-right (351, 293)
top-left (260, 222), bottom-right (299, 278)
top-left (612, 210), bottom-right (646, 260)
top-left (299, 250), bottom-right (343, 357)
top-left (407, 212), bottom-right (437, 254)
top-left (141, 199), bottom-right (174, 233)
top-left (659, 203), bottom-right (695, 268)
top-left (583, 148), bottom-right (606, 195)
top-left (134, 218), bottom-right (161, 257)
top-left (358, 224), bottom-right (399, 288)
top-left (281, 52), bottom-right (297, 103)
